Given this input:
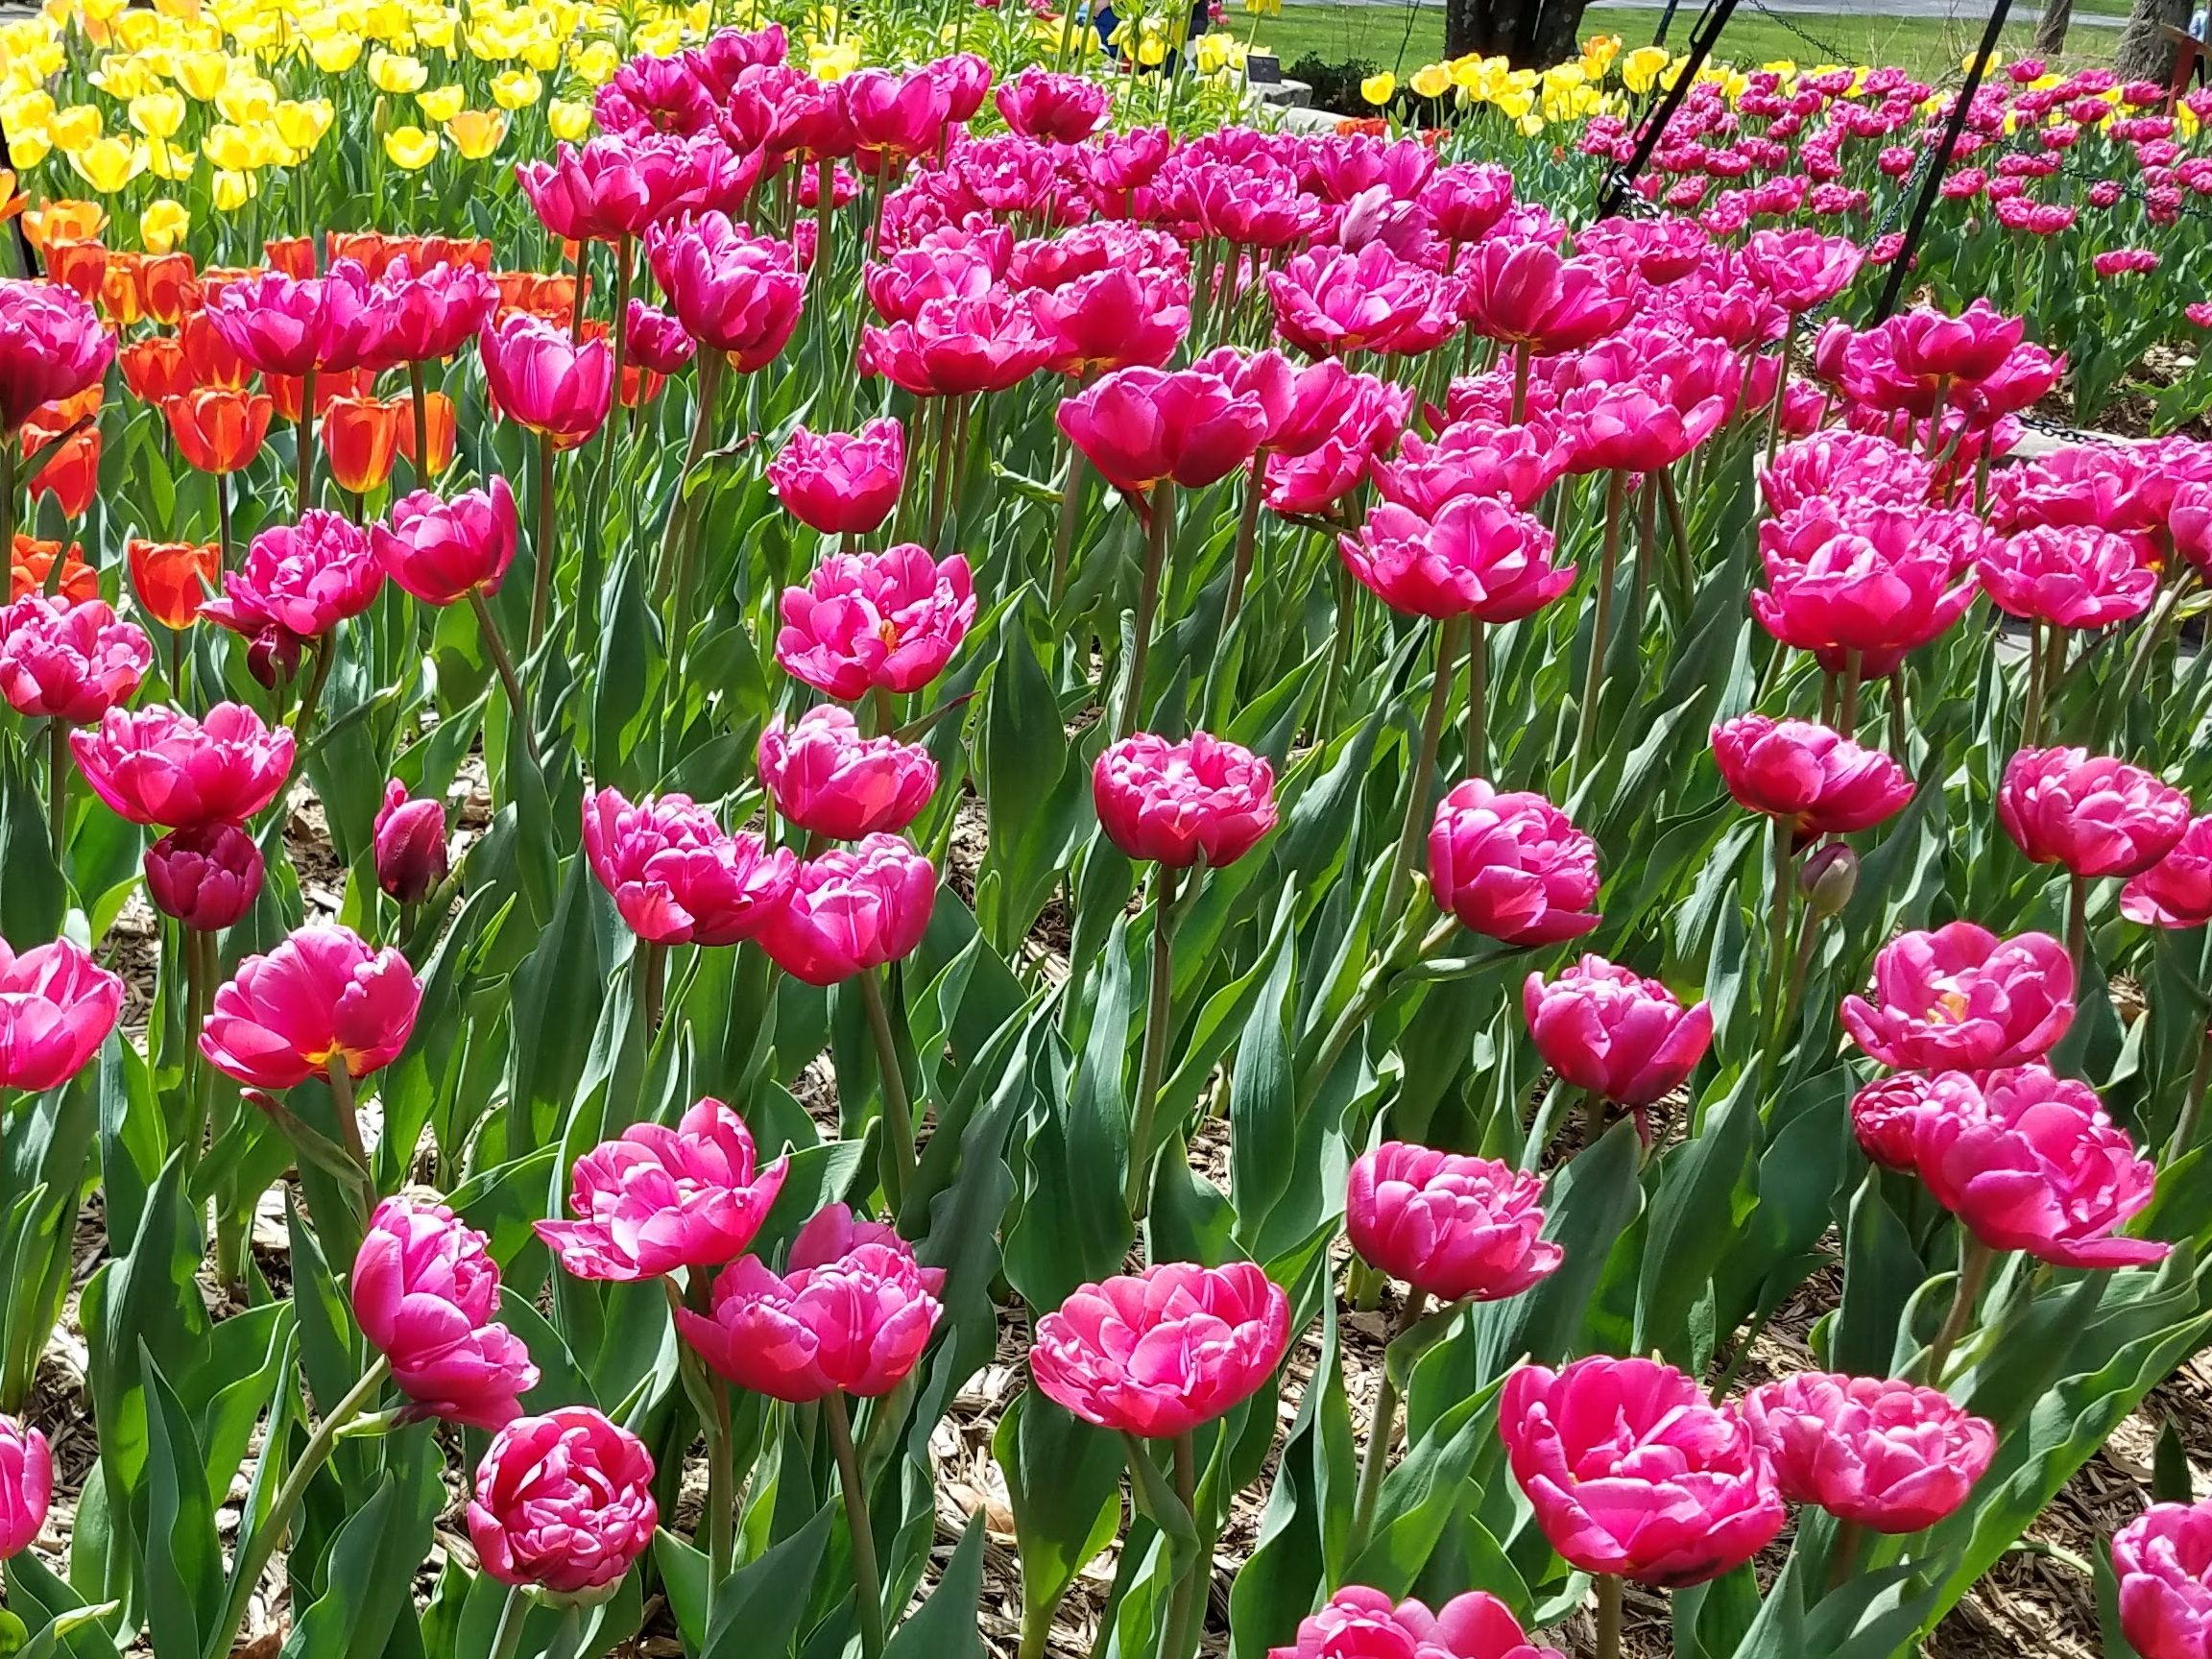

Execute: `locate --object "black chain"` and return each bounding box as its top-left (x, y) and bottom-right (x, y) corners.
top-left (1739, 0), bottom-right (1856, 70)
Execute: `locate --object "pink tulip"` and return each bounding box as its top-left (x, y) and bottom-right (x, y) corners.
top-left (516, 134), bottom-right (710, 242)
top-left (371, 479), bottom-right (519, 606)
top-left (864, 228), bottom-right (1008, 324)
top-left (844, 66), bottom-right (952, 163)
top-left (1422, 162), bottom-right (1516, 243)
top-left (1523, 955), bottom-right (1713, 1107)
top-left (204, 265), bottom-right (380, 377)
top-left (1556, 376), bottom-right (1729, 477)
top-left (767, 420), bottom-right (905, 537)
top-left (71, 702), bottom-right (295, 830)
top-left (0, 279), bottom-right (113, 433)
top-left (1759, 430), bottom-right (1933, 517)
top-left (351, 1195), bottom-right (539, 1428)
top-left (677, 1204), bottom-right (945, 1401)
top-left (581, 787), bottom-right (797, 948)
top-left (2124, 815), bottom-right (2212, 927)
top-left (757, 705), bottom-right (937, 841)
top-left (0, 1416), bottom-right (48, 1558)
top-left (202, 510), bottom-right (386, 645)
top-left (645, 213), bottom-right (805, 371)
top-left (1238, 353), bottom-right (1409, 462)
top-left (775, 545), bottom-right (975, 700)
top-left (1268, 243), bottom-right (1455, 359)
top-left (1055, 364), bottom-right (1270, 496)
top-left (0, 936), bottom-right (123, 1094)
top-left (1428, 779), bottom-right (1599, 946)
top-left (1375, 419), bottom-right (1573, 515)
top-left (1709, 714), bottom-right (1914, 847)
top-left (1029, 1261), bottom-right (1289, 1438)
top-left (201, 922), bottom-right (421, 1086)
top-left (624, 300), bottom-right (695, 374)
top-left (995, 67), bottom-right (1110, 142)
top-left (373, 779), bottom-right (447, 905)
top-left (1502, 1356), bottom-right (1783, 1586)
top-left (1913, 1063), bottom-right (2169, 1268)
top-left (1742, 227), bottom-right (1864, 312)
top-left (1455, 239), bottom-right (1633, 355)
top-left (757, 833), bottom-right (935, 985)
top-left (0, 597), bottom-right (152, 724)
top-left (1977, 526), bottom-right (2157, 629)
top-left (144, 822), bottom-right (265, 931)
top-left (479, 312), bottom-right (613, 450)
top-left (1341, 496), bottom-right (1575, 622)
top-left (1848, 1070), bottom-right (1983, 1171)
top-left (1030, 264), bottom-right (1190, 378)
top-left (1742, 1372), bottom-right (1995, 1532)
top-left (469, 1407), bottom-right (658, 1596)
top-left (1266, 1587), bottom-right (1565, 1659)
top-left (536, 1096), bottom-right (789, 1281)
top-left (1998, 746), bottom-right (2191, 879)
top-left (1093, 732), bottom-right (1277, 869)
top-left (1840, 921), bottom-right (2074, 1070)
top-left (1345, 1141), bottom-right (1562, 1304)
top-left (1885, 298), bottom-right (2026, 383)
top-left (370, 259), bottom-right (497, 366)
top-left (1752, 500), bottom-right (1985, 672)
top-left (2114, 1501), bottom-right (2212, 1659)
top-left (860, 290), bottom-right (1052, 398)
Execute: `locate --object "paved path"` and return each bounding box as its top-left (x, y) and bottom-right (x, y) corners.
top-left (1330, 0), bottom-right (2128, 25)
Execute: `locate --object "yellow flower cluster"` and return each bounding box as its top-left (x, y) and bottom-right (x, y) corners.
top-left (1359, 35), bottom-right (1636, 135)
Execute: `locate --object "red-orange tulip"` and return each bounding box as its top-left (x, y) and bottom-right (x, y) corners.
top-left (321, 395), bottom-right (405, 493)
top-left (393, 389), bottom-right (457, 478)
top-left (98, 254), bottom-right (144, 326)
top-left (119, 336), bottom-right (191, 404)
top-left (180, 310), bottom-right (252, 390)
top-left (137, 252), bottom-right (199, 325)
top-left (264, 235), bottom-right (314, 279)
top-left (267, 365), bottom-right (373, 424)
top-left (165, 387), bottom-right (275, 475)
top-left (26, 424), bottom-right (100, 518)
top-left (127, 538), bottom-right (220, 630)
top-left (9, 537), bottom-right (96, 605)
top-left (43, 239), bottom-right (108, 302)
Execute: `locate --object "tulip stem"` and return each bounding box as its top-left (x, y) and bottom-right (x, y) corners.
top-left (661, 351), bottom-right (726, 646)
top-left (1573, 471), bottom-right (1628, 783)
top-left (205, 1356), bottom-right (391, 1659)
top-left (2167, 1022), bottom-right (2212, 1165)
top-left (0, 442), bottom-right (13, 561)
top-left (325, 1053), bottom-right (368, 1177)
top-left (1918, 1237), bottom-right (1995, 1385)
top-left (1465, 620), bottom-right (1488, 778)
top-left (1838, 648), bottom-right (1863, 735)
top-left (857, 967), bottom-right (917, 1222)
top-left (407, 363), bottom-right (433, 488)
top-left (1888, 668), bottom-right (1909, 760)
top-left (595, 234), bottom-right (633, 508)
top-left (638, 942), bottom-right (665, 1038)
top-left (1827, 1517), bottom-right (1864, 1592)
top-left (2067, 871), bottom-right (2090, 987)
top-left (467, 588), bottom-right (542, 770)
top-left (1384, 615), bottom-right (1461, 926)
top-left (825, 1392), bottom-right (885, 1659)
top-left (46, 717), bottom-right (66, 864)
top-left (1762, 820), bottom-right (1794, 1055)
top-left (2113, 572), bottom-right (2192, 741)
top-left (1117, 482), bottom-right (1174, 740)
top-left (1764, 316), bottom-right (1797, 463)
top-left (1594, 1574), bottom-right (1623, 1659)
top-left (487, 1584), bottom-right (529, 1659)
top-left (1162, 1429), bottom-right (1211, 1659)
top-left (216, 469), bottom-right (233, 576)
top-left (1048, 437), bottom-right (1087, 612)
top-left (1576, 1086), bottom-right (1609, 1153)
top-left (1221, 452), bottom-right (1267, 645)
top-left (297, 369), bottom-right (318, 514)
top-left (528, 431), bottom-right (556, 656)
top-left (1508, 343), bottom-right (1530, 424)
top-left (1126, 863), bottom-right (1183, 1230)
top-left (1347, 1288), bottom-right (1428, 1568)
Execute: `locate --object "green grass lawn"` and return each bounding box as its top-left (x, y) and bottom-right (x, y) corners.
top-left (1245, 1), bottom-right (2121, 83)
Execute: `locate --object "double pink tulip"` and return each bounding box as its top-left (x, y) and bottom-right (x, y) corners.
top-left (1092, 732), bottom-right (1278, 870)
top-left (1752, 500), bottom-right (1985, 673)
top-left (371, 259), bottom-right (498, 366)
top-left (1340, 496), bottom-right (1575, 622)
top-left (204, 264), bottom-right (380, 378)
top-left (371, 480), bottom-right (519, 606)
top-left (145, 822), bottom-right (266, 931)
top-left (994, 66), bottom-right (1110, 143)
top-left (537, 1097), bottom-right (788, 1281)
top-left (2114, 1500), bottom-right (2212, 1659)
top-left (1998, 746), bottom-right (2191, 879)
top-left (1030, 1261), bottom-right (1289, 1439)
top-left (646, 213), bottom-right (805, 371)
top-left (1977, 525), bottom-right (2156, 630)
top-left (479, 312), bottom-right (613, 450)
top-left (1345, 1141), bottom-right (1562, 1305)
top-left (581, 787), bottom-right (798, 948)
top-left (1428, 779), bottom-right (1599, 946)
top-left (517, 134), bottom-right (708, 243)
top-left (71, 702), bottom-right (295, 829)
top-left (0, 279), bottom-right (112, 433)
top-left (677, 1204), bottom-right (945, 1401)
top-left (0, 936), bottom-right (124, 1094)
top-left (860, 290), bottom-right (1052, 398)
top-left (1268, 243), bottom-right (1455, 359)
top-left (1055, 363), bottom-right (1270, 497)
top-left (757, 705), bottom-right (937, 841)
top-left (1266, 1588), bottom-right (1564, 1659)
top-left (1503, 1356), bottom-right (1784, 1586)
top-left (469, 1407), bottom-right (657, 1597)
top-left (757, 833), bottom-right (936, 985)
top-left (1759, 430), bottom-right (1934, 518)
top-left (1741, 227), bottom-right (1864, 312)
top-left (1710, 714), bottom-right (1914, 848)
top-left (203, 511), bottom-right (387, 646)
top-left (0, 1416), bottom-right (49, 1558)
top-left (1523, 955), bottom-right (1714, 1108)
top-left (1455, 239), bottom-right (1633, 355)
top-left (352, 1196), bottom-right (540, 1428)
top-left (0, 597), bottom-right (152, 724)
top-left (774, 546), bottom-right (975, 701)
top-left (2124, 815), bottom-right (2212, 928)
top-left (1742, 1373), bottom-right (1995, 1533)
top-left (1840, 921), bottom-right (2074, 1070)
top-left (1848, 1069), bottom-right (1984, 1171)
top-left (1375, 419), bottom-right (1573, 516)
top-left (767, 419), bottom-right (905, 537)
top-left (200, 923), bottom-right (422, 1087)
top-left (373, 781), bottom-right (447, 905)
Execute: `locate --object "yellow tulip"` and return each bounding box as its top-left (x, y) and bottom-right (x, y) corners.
top-left (1410, 61), bottom-right (1451, 97)
top-left (416, 82), bottom-right (465, 118)
top-left (569, 37), bottom-right (616, 83)
top-left (274, 96), bottom-right (332, 148)
top-left (210, 166), bottom-right (253, 209)
top-left (174, 46), bottom-right (228, 96)
top-left (113, 10), bottom-right (164, 46)
top-left (415, 12), bottom-right (457, 48)
top-left (48, 103), bottom-right (102, 150)
top-left (202, 122), bottom-right (259, 168)
top-left (369, 47), bottom-right (425, 90)
top-left (1516, 111), bottom-right (1543, 136)
top-left (3, 87), bottom-right (56, 130)
top-left (78, 0), bottom-right (126, 22)
top-left (146, 139), bottom-right (197, 178)
top-left (444, 107), bottom-right (504, 156)
top-left (68, 134), bottom-right (145, 190)
top-left (806, 36), bottom-right (859, 78)
top-left (127, 88), bottom-right (185, 136)
top-left (1135, 31), bottom-right (1164, 65)
top-left (140, 196), bottom-right (190, 252)
top-left (1358, 70), bottom-right (1395, 104)
top-left (308, 30), bottom-right (363, 67)
top-left (1620, 43), bottom-right (1668, 93)
top-left (633, 16), bottom-right (683, 55)
top-left (490, 66), bottom-right (540, 107)
top-left (519, 34), bottom-right (561, 69)
top-left (8, 131), bottom-right (51, 167)
top-left (384, 122), bottom-right (438, 167)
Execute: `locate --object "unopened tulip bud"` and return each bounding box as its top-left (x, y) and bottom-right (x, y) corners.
top-left (373, 780), bottom-right (448, 904)
top-left (1799, 843), bottom-right (1859, 915)
top-left (145, 821), bottom-right (265, 930)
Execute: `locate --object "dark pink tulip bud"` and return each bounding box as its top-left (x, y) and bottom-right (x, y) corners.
top-left (201, 923), bottom-right (422, 1087)
top-left (2123, 815), bottom-right (2212, 928)
top-left (0, 597), bottom-right (153, 725)
top-left (757, 834), bottom-right (935, 985)
top-left (1799, 842), bottom-right (1859, 915)
top-left (145, 821), bottom-right (265, 931)
top-left (0, 936), bottom-right (124, 1094)
top-left (1093, 732), bottom-right (1276, 870)
top-left (0, 1416), bottom-right (47, 1558)
top-left (469, 1407), bottom-right (657, 1599)
top-left (1523, 955), bottom-right (1713, 1108)
top-left (1710, 714), bottom-right (1913, 848)
top-left (1742, 1373), bottom-right (1995, 1532)
top-left (1266, 1587), bottom-right (1563, 1659)
top-left (1501, 1356), bottom-right (1784, 1587)
top-left (757, 705), bottom-right (937, 841)
top-left (373, 779), bottom-right (448, 905)
top-left (1999, 746), bottom-right (2191, 878)
top-left (767, 419), bottom-right (905, 538)
top-left (1345, 1141), bottom-right (1562, 1305)
top-left (1840, 921), bottom-right (2074, 1070)
top-left (1428, 779), bottom-right (1599, 946)
top-left (352, 1195), bottom-right (539, 1429)
top-left (1340, 496), bottom-right (1575, 622)
top-left (623, 299), bottom-right (695, 374)
top-left (1030, 1261), bottom-right (1288, 1438)
top-left (2114, 1501), bottom-right (2212, 1659)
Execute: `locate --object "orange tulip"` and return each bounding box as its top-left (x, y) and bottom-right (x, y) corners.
top-left (137, 252), bottom-right (199, 324)
top-left (99, 253), bottom-right (145, 326)
top-left (493, 269), bottom-right (581, 323)
top-left (321, 395), bottom-right (406, 493)
top-left (27, 387), bottom-right (103, 434)
top-left (22, 200), bottom-right (105, 250)
top-left (26, 424), bottom-right (101, 518)
top-left (44, 239), bottom-right (108, 302)
top-left (264, 236), bottom-right (315, 278)
top-left (195, 265), bottom-right (259, 303)
top-left (0, 170), bottom-right (25, 225)
top-left (9, 537), bottom-right (96, 604)
top-left (127, 538), bottom-right (220, 629)
top-left (120, 335), bottom-right (191, 403)
top-left (165, 387), bottom-right (274, 475)
top-left (267, 365), bottom-right (373, 423)
top-left (394, 389), bottom-right (457, 477)
top-left (327, 229), bottom-right (397, 276)
top-left (180, 309), bottom-right (252, 390)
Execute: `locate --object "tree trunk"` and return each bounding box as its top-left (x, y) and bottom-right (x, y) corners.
top-left (2033, 0), bottom-right (2074, 57)
top-left (1527, 0), bottom-right (1595, 65)
top-left (2116, 0), bottom-right (2191, 84)
top-left (1445, 0), bottom-right (1592, 64)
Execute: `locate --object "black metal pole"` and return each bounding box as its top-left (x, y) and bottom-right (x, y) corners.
top-left (1868, 0), bottom-right (2013, 321)
top-left (1651, 0), bottom-right (1687, 46)
top-left (0, 111), bottom-right (36, 277)
top-left (1598, 0), bottom-right (1743, 219)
